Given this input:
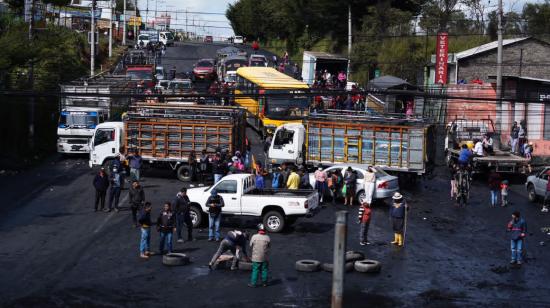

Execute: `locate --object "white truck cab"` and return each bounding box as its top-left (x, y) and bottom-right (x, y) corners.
top-left (268, 123), bottom-right (306, 166)
top-left (57, 107), bottom-right (108, 154)
top-left (88, 121), bottom-right (124, 168)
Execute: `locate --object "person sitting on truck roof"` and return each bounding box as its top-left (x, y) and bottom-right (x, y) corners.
top-left (482, 134), bottom-right (494, 155)
top-left (473, 139), bottom-right (484, 156)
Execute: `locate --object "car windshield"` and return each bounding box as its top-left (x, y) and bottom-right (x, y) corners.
top-left (250, 60), bottom-right (265, 67)
top-left (127, 70), bottom-right (152, 80)
top-left (169, 82), bottom-right (192, 90)
top-left (197, 61), bottom-right (213, 67)
top-left (225, 60), bottom-right (246, 71)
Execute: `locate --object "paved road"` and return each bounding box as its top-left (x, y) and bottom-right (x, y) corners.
top-left (1, 43), bottom-right (550, 307)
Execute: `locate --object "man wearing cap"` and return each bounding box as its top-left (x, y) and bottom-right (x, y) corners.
top-left (106, 166), bottom-right (122, 212)
top-left (507, 211), bottom-right (527, 265)
top-left (314, 166), bottom-right (327, 203)
top-left (389, 192), bottom-right (408, 247)
top-left (207, 189), bottom-right (225, 241)
top-left (249, 224), bottom-right (271, 287)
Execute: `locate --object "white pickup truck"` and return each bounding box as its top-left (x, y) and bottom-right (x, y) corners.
top-left (186, 174), bottom-right (319, 233)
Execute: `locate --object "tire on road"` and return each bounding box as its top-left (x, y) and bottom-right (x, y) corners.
top-left (263, 210), bottom-right (285, 233)
top-left (345, 251), bottom-right (365, 262)
top-left (321, 262), bottom-right (355, 272)
top-left (162, 253), bottom-right (190, 266)
top-left (527, 184), bottom-right (537, 203)
top-left (239, 260), bottom-right (253, 271)
top-left (176, 164), bottom-right (192, 182)
top-left (189, 205), bottom-right (203, 228)
top-left (295, 259), bottom-right (321, 272)
top-left (354, 259), bottom-right (381, 273)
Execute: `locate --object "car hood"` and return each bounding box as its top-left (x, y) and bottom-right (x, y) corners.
top-left (186, 185), bottom-right (212, 202)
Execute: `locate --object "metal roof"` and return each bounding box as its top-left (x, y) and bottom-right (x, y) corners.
top-left (456, 37), bottom-right (529, 60)
top-left (236, 67), bottom-right (309, 89)
top-left (367, 75), bottom-right (417, 90)
top-left (303, 51), bottom-right (348, 61)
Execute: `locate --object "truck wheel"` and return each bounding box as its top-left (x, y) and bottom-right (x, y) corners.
top-left (162, 253), bottom-right (190, 266)
top-left (263, 211), bottom-right (285, 233)
top-left (189, 206), bottom-right (203, 228)
top-left (176, 165), bottom-right (192, 182)
top-left (527, 184), bottom-right (537, 203)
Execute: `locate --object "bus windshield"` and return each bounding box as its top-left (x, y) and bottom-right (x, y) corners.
top-left (59, 111), bottom-right (98, 129)
top-left (265, 92), bottom-right (310, 120)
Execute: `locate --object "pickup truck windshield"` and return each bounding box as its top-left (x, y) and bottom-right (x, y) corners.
top-left (59, 111), bottom-right (98, 129)
top-left (197, 61), bottom-right (214, 67)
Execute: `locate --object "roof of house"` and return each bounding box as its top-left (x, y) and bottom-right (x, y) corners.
top-left (456, 37), bottom-right (530, 60)
top-left (368, 75), bottom-right (417, 90)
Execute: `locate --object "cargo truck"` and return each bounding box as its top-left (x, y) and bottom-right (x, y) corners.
top-left (268, 112), bottom-right (436, 175)
top-left (88, 104), bottom-right (247, 181)
top-left (301, 51), bottom-right (348, 86)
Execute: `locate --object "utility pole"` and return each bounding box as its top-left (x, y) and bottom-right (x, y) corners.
top-left (122, 0), bottom-right (126, 45)
top-left (134, 0), bottom-right (137, 46)
top-left (347, 4), bottom-right (352, 80)
top-left (331, 211), bottom-right (348, 308)
top-left (108, 0), bottom-right (113, 58)
top-left (185, 9), bottom-right (188, 39)
top-left (28, 0), bottom-right (35, 149)
top-left (496, 0), bottom-right (503, 132)
top-left (90, 0), bottom-right (96, 77)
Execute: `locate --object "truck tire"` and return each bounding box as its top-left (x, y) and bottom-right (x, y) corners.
top-left (295, 259), bottom-right (321, 272)
top-left (263, 210), bottom-right (285, 233)
top-left (527, 184), bottom-right (537, 203)
top-left (176, 165), bottom-right (192, 182)
top-left (189, 205), bottom-right (203, 228)
top-left (345, 251), bottom-right (365, 262)
top-left (162, 253), bottom-right (190, 266)
top-left (321, 262), bottom-right (355, 272)
top-left (354, 259), bottom-right (381, 273)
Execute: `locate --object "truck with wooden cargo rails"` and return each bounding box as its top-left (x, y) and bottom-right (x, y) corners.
top-left (88, 104), bottom-right (247, 181)
top-left (267, 111), bottom-right (436, 177)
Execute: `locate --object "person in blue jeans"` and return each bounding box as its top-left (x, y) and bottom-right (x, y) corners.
top-left (156, 202), bottom-right (175, 254)
top-left (507, 211), bottom-right (527, 265)
top-left (207, 190), bottom-right (225, 241)
top-left (138, 202), bottom-right (152, 259)
top-left (106, 167), bottom-right (122, 212)
top-left (488, 169), bottom-right (501, 207)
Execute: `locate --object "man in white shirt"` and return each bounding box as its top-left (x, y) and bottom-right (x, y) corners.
top-left (474, 139), bottom-right (484, 156)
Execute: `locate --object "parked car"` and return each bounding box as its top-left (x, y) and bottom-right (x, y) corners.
top-left (193, 59), bottom-right (216, 81)
top-left (186, 174), bottom-right (318, 232)
top-left (526, 167), bottom-right (550, 202)
top-left (309, 165), bottom-right (399, 204)
top-left (164, 78), bottom-right (195, 94)
top-left (249, 54), bottom-right (268, 67)
top-left (155, 66), bottom-right (166, 80)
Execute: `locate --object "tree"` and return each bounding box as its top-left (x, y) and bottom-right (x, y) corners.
top-left (523, 2), bottom-right (550, 39)
top-left (419, 0), bottom-right (460, 34)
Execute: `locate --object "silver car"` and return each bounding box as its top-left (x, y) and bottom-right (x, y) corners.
top-left (308, 165), bottom-right (399, 204)
top-left (526, 167), bottom-right (550, 202)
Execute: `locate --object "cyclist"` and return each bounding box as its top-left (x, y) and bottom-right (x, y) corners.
top-left (457, 144), bottom-right (473, 170)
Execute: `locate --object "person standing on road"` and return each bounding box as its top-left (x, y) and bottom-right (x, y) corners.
top-left (314, 166), bottom-right (327, 203)
top-left (488, 169), bottom-right (501, 207)
top-left (188, 150), bottom-right (197, 182)
top-left (358, 202), bottom-right (372, 245)
top-left (93, 168), bottom-right (109, 212)
top-left (138, 202), bottom-right (153, 259)
top-left (343, 167), bottom-right (357, 206)
top-left (209, 229), bottom-right (249, 270)
top-left (212, 152), bottom-right (225, 184)
top-left (248, 224), bottom-right (271, 288)
top-left (127, 150), bottom-right (143, 182)
top-left (500, 180), bottom-right (509, 207)
top-left (510, 121), bottom-right (519, 154)
top-left (107, 167), bottom-right (122, 212)
top-left (129, 180), bottom-right (145, 227)
top-left (174, 188), bottom-right (193, 243)
top-left (286, 167), bottom-right (300, 190)
top-left (157, 202), bottom-right (176, 254)
top-left (507, 211), bottom-right (527, 265)
top-left (199, 149), bottom-right (210, 183)
top-left (207, 190), bottom-right (225, 241)
top-left (390, 192), bottom-right (408, 247)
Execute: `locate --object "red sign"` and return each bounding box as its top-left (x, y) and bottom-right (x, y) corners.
top-left (435, 32), bottom-right (449, 84)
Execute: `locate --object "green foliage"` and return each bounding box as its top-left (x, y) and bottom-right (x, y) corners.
top-left (523, 2), bottom-right (550, 40)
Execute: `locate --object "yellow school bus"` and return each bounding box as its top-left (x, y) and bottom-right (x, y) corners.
top-left (235, 67), bottom-right (310, 137)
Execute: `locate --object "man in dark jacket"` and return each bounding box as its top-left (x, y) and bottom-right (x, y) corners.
top-left (212, 153), bottom-right (225, 184)
top-left (173, 187), bottom-right (193, 243)
top-left (127, 150), bottom-right (143, 181)
top-left (138, 202), bottom-right (152, 259)
top-left (507, 211), bottom-right (527, 265)
top-left (157, 202), bottom-right (176, 254)
top-left (107, 167), bottom-right (122, 212)
top-left (129, 180), bottom-right (145, 227)
top-left (207, 189), bottom-right (225, 241)
top-left (93, 168), bottom-right (109, 211)
top-left (389, 192), bottom-right (408, 247)
top-left (209, 230), bottom-right (249, 270)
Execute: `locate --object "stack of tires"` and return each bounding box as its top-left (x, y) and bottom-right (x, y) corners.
top-left (295, 251), bottom-right (381, 274)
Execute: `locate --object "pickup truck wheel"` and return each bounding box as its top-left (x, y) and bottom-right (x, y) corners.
top-left (176, 165), bottom-right (192, 182)
top-left (189, 206), bottom-right (203, 228)
top-left (527, 184), bottom-right (537, 203)
top-left (263, 211), bottom-right (285, 233)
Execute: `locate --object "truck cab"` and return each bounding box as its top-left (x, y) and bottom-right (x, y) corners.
top-left (88, 122), bottom-right (124, 168)
top-left (159, 31), bottom-right (174, 46)
top-left (268, 123), bottom-right (306, 166)
top-left (57, 107), bottom-right (107, 154)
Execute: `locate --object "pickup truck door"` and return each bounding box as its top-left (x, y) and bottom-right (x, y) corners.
top-left (210, 179), bottom-right (241, 214)
top-left (536, 168), bottom-right (550, 196)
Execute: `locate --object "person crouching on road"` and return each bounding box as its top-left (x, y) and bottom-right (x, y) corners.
top-left (207, 190), bottom-right (224, 241)
top-left (507, 211), bottom-right (527, 265)
top-left (174, 187), bottom-right (193, 243)
top-left (390, 192), bottom-right (408, 247)
top-left (157, 202), bottom-right (176, 254)
top-left (249, 224), bottom-right (271, 288)
top-left (93, 168), bottom-right (109, 212)
top-left (209, 229), bottom-right (249, 270)
top-left (138, 202), bottom-right (153, 259)
top-left (129, 180), bottom-right (145, 227)
top-left (358, 202), bottom-right (372, 246)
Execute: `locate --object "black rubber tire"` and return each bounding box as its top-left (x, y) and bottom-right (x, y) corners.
top-left (239, 261), bottom-right (253, 271)
top-left (189, 205), bottom-right (203, 228)
top-left (176, 165), bottom-right (192, 182)
top-left (345, 251), bottom-right (365, 262)
top-left (162, 253), bottom-right (190, 266)
top-left (295, 259), bottom-right (321, 272)
top-left (263, 210), bottom-right (285, 233)
top-left (321, 262), bottom-right (355, 272)
top-left (527, 184), bottom-right (537, 203)
top-left (354, 259), bottom-right (381, 273)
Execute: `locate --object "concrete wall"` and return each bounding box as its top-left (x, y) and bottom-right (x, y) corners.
top-left (458, 39), bottom-right (550, 83)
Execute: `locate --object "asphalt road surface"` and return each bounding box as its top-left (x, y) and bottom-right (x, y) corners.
top-left (1, 44), bottom-right (550, 308)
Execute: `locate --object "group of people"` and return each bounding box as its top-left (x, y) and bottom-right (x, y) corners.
top-left (509, 121), bottom-right (533, 159)
top-left (314, 69), bottom-right (347, 89)
top-left (310, 84), bottom-right (366, 113)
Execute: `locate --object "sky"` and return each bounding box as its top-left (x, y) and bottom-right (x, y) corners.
top-left (137, 0), bottom-right (236, 38)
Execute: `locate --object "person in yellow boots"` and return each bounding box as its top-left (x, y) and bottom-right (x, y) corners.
top-left (389, 192), bottom-right (408, 247)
